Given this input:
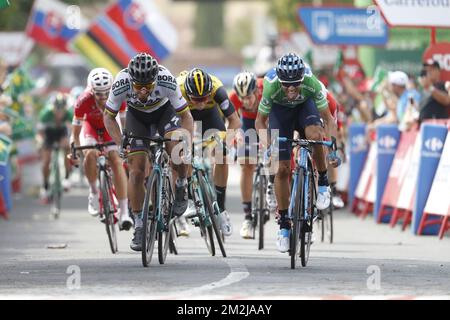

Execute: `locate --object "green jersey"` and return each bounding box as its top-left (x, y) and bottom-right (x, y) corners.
top-left (38, 104), bottom-right (73, 128)
top-left (258, 68), bottom-right (328, 116)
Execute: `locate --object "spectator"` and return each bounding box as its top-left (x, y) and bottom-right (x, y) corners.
top-left (418, 59), bottom-right (450, 122)
top-left (0, 94), bottom-right (12, 136)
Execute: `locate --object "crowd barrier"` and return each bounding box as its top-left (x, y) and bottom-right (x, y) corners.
top-left (349, 120), bottom-right (450, 239)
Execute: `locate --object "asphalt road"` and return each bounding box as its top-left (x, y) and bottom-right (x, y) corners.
top-left (0, 165), bottom-right (449, 299)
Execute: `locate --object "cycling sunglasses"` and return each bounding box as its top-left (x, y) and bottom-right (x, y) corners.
top-left (280, 80), bottom-right (302, 88)
top-left (132, 81), bottom-right (156, 91)
top-left (93, 90), bottom-right (109, 97)
top-left (189, 94), bottom-right (210, 103)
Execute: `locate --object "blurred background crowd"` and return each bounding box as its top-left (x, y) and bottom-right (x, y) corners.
top-left (0, 0), bottom-right (449, 210)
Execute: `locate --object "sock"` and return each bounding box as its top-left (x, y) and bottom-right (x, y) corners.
top-left (176, 177), bottom-right (187, 188)
top-left (243, 202), bottom-right (252, 219)
top-left (278, 209), bottom-right (290, 230)
top-left (133, 210), bottom-right (143, 228)
top-left (187, 177), bottom-right (193, 200)
top-left (89, 183), bottom-right (97, 194)
top-left (43, 181), bottom-right (49, 190)
top-left (65, 171), bottom-right (70, 180)
top-left (119, 199), bottom-right (128, 215)
top-left (215, 185), bottom-right (226, 212)
top-left (269, 175), bottom-right (275, 184)
top-left (318, 171), bottom-right (329, 187)
top-left (330, 182), bottom-right (337, 195)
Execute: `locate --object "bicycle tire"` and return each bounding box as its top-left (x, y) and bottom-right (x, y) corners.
top-left (323, 203), bottom-right (333, 244)
top-left (258, 174), bottom-right (267, 250)
top-left (51, 150), bottom-right (61, 219)
top-left (158, 174), bottom-right (174, 264)
top-left (199, 171), bottom-right (226, 258)
top-left (142, 170), bottom-right (159, 267)
top-left (192, 179), bottom-right (215, 256)
top-left (300, 166), bottom-right (314, 267)
top-left (169, 223), bottom-right (178, 255)
top-left (291, 169), bottom-right (304, 269)
top-left (100, 170), bottom-right (118, 254)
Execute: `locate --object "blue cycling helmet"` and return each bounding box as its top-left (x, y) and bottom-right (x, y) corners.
top-left (276, 53), bottom-right (306, 83)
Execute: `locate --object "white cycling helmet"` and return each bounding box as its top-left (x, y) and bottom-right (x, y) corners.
top-left (87, 68), bottom-right (113, 92)
top-left (233, 71), bottom-right (257, 98)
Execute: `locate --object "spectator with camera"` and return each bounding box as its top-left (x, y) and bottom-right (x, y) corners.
top-left (418, 59), bottom-right (450, 122)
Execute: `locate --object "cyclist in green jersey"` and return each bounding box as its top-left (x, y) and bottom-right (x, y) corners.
top-left (255, 53), bottom-right (340, 253)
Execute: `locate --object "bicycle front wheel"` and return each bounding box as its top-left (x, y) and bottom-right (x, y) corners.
top-left (199, 171), bottom-right (226, 258)
top-left (291, 169), bottom-right (304, 269)
top-left (100, 170), bottom-right (118, 254)
top-left (192, 178), bottom-right (215, 256)
top-left (142, 170), bottom-right (159, 267)
top-left (158, 173), bottom-right (174, 264)
top-left (300, 167), bottom-right (315, 267)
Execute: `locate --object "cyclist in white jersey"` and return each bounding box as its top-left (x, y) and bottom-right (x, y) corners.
top-left (103, 52), bottom-right (194, 252)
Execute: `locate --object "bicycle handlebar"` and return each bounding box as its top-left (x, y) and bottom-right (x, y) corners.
top-left (278, 136), bottom-right (337, 151)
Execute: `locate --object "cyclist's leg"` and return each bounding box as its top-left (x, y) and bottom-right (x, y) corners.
top-left (201, 108), bottom-right (233, 235)
top-left (40, 128), bottom-right (54, 201)
top-left (158, 104), bottom-right (189, 217)
top-left (80, 124), bottom-right (100, 215)
top-left (269, 103), bottom-right (295, 252)
top-left (299, 98), bottom-right (330, 210)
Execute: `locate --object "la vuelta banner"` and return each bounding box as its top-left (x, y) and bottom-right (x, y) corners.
top-left (423, 42), bottom-right (450, 82)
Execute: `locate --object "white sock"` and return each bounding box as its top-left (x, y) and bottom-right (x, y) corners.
top-left (89, 183), bottom-right (97, 194)
top-left (119, 199), bottom-right (128, 216)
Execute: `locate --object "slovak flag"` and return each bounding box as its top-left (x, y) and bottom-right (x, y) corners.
top-left (25, 0), bottom-right (86, 52)
top-left (105, 0), bottom-right (178, 61)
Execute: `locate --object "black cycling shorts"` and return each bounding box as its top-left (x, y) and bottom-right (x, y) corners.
top-left (268, 98), bottom-right (323, 161)
top-left (125, 102), bottom-right (181, 154)
top-left (43, 127), bottom-right (68, 149)
top-left (190, 106), bottom-right (226, 137)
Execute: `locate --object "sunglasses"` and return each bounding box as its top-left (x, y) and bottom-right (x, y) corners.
top-left (132, 82), bottom-right (156, 91)
top-left (93, 91), bottom-right (109, 97)
top-left (189, 94), bottom-right (210, 103)
top-left (280, 80), bottom-right (302, 88)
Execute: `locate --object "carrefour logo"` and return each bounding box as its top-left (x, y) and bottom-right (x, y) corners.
top-left (351, 134), bottom-right (367, 152)
top-left (424, 138), bottom-right (444, 152)
top-left (378, 135), bottom-right (397, 149)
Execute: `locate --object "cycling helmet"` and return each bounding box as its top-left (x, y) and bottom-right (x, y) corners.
top-left (233, 71), bottom-right (257, 98)
top-left (128, 52), bottom-right (159, 84)
top-left (51, 93), bottom-right (68, 110)
top-left (276, 53), bottom-right (306, 83)
top-left (184, 68), bottom-right (213, 98)
top-left (87, 68), bottom-right (113, 91)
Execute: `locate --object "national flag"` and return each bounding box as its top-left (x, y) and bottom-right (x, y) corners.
top-left (0, 0), bottom-right (10, 10)
top-left (370, 66), bottom-right (388, 92)
top-left (71, 0), bottom-right (178, 73)
top-left (25, 0), bottom-right (86, 52)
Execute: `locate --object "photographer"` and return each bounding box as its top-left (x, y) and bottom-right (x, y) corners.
top-left (418, 59), bottom-right (450, 122)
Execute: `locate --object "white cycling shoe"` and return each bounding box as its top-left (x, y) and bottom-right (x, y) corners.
top-left (276, 228), bottom-right (290, 253)
top-left (240, 219), bottom-right (254, 239)
top-left (316, 186), bottom-right (331, 211)
top-left (219, 210), bottom-right (233, 236)
top-left (332, 194), bottom-right (345, 209)
top-left (118, 209), bottom-right (133, 231)
top-left (88, 192), bottom-right (100, 217)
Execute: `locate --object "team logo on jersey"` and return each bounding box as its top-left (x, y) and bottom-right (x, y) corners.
top-left (261, 97), bottom-right (270, 106)
top-left (112, 78), bottom-right (130, 96)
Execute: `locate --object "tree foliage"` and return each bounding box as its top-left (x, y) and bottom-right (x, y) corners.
top-left (193, 1), bottom-right (224, 47)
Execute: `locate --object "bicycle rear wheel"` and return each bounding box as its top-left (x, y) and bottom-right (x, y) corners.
top-left (142, 170), bottom-right (159, 267)
top-left (192, 179), bottom-right (215, 256)
top-left (321, 204), bottom-right (333, 244)
top-left (158, 174), bottom-right (174, 264)
top-left (100, 170), bottom-right (118, 254)
top-left (291, 170), bottom-right (304, 269)
top-left (199, 171), bottom-right (226, 258)
top-left (255, 174), bottom-right (267, 249)
top-left (169, 223), bottom-right (178, 255)
top-left (300, 167), bottom-right (315, 267)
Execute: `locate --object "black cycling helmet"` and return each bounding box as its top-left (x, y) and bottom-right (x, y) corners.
top-left (184, 68), bottom-right (213, 98)
top-left (51, 93), bottom-right (68, 110)
top-left (276, 53), bottom-right (306, 83)
top-left (128, 52), bottom-right (159, 84)
top-left (233, 71), bottom-right (257, 98)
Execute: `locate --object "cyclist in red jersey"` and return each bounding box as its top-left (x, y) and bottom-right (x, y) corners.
top-left (230, 71), bottom-right (277, 239)
top-left (70, 68), bottom-right (133, 230)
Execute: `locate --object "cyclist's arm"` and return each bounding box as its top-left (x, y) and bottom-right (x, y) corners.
top-left (104, 72), bottom-right (128, 146)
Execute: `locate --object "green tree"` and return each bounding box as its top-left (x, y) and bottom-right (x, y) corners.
top-left (193, 1), bottom-right (224, 47)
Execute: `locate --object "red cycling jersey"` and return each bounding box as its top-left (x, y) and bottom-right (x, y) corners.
top-left (73, 88), bottom-right (126, 142)
top-left (326, 91), bottom-right (344, 130)
top-left (229, 78), bottom-right (264, 120)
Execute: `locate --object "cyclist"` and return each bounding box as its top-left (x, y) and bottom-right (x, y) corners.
top-left (70, 68), bottom-right (133, 231)
top-left (229, 71), bottom-right (276, 239)
top-left (37, 93), bottom-right (73, 203)
top-left (255, 53), bottom-right (339, 253)
top-left (103, 52), bottom-right (194, 251)
top-left (177, 68), bottom-right (241, 237)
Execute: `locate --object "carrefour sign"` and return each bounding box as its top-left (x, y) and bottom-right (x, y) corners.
top-left (375, 0), bottom-right (450, 28)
